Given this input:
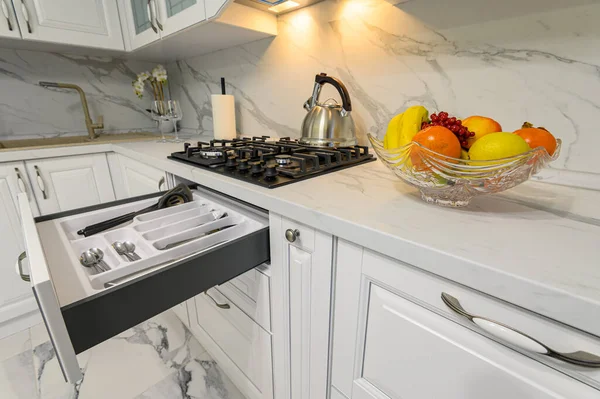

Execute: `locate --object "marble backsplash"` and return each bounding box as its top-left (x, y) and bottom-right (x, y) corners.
top-left (168, 0), bottom-right (600, 176)
top-left (0, 50), bottom-right (157, 140)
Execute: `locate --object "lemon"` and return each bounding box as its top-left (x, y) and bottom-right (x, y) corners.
top-left (460, 149), bottom-right (469, 160)
top-left (469, 132), bottom-right (531, 164)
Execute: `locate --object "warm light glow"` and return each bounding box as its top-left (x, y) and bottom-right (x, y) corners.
top-left (341, 0), bottom-right (368, 17)
top-left (290, 12), bottom-right (312, 30)
top-left (268, 0), bottom-right (299, 13)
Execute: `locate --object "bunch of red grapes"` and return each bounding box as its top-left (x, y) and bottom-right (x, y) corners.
top-left (421, 112), bottom-right (475, 148)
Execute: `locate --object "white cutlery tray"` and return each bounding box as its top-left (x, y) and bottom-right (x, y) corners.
top-left (51, 191), bottom-right (266, 293)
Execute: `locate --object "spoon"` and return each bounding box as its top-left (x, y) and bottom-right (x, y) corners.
top-left (113, 241), bottom-right (136, 262)
top-left (79, 251), bottom-right (101, 275)
top-left (89, 248), bottom-right (111, 271)
top-left (123, 241), bottom-right (141, 261)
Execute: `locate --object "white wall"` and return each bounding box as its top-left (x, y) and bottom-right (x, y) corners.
top-left (0, 50), bottom-right (157, 140)
top-left (169, 0), bottom-right (600, 176)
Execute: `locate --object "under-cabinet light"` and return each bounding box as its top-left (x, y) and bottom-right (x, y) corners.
top-left (268, 1), bottom-right (300, 13)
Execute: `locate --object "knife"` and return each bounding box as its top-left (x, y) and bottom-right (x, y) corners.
top-left (159, 224), bottom-right (237, 250)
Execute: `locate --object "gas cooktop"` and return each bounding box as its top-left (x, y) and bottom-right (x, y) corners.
top-left (168, 136), bottom-right (375, 188)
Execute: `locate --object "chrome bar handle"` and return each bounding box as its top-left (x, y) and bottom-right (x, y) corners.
top-left (33, 165), bottom-right (47, 199)
top-left (152, 0), bottom-right (163, 31)
top-left (1, 0), bottom-right (13, 31)
top-left (14, 167), bottom-right (26, 194)
top-left (205, 290), bottom-right (230, 309)
top-left (158, 176), bottom-right (165, 191)
top-left (441, 292), bottom-right (600, 368)
top-left (147, 0), bottom-right (158, 33)
top-left (20, 0), bottom-right (31, 33)
top-left (15, 252), bottom-right (30, 282)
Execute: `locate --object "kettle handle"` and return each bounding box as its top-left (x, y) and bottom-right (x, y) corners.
top-left (314, 73), bottom-right (353, 113)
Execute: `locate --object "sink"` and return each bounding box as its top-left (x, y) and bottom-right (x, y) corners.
top-left (0, 132), bottom-right (162, 151)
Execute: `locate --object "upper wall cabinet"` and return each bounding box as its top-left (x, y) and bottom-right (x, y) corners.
top-left (0, 0), bottom-right (276, 59)
top-left (120, 0), bottom-right (277, 61)
top-left (12, 0), bottom-right (125, 50)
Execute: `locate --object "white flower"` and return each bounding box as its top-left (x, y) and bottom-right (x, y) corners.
top-left (152, 64), bottom-right (167, 83)
top-left (132, 79), bottom-right (145, 98)
top-left (137, 71), bottom-right (151, 82)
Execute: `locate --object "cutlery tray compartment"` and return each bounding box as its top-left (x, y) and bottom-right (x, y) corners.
top-left (22, 188), bottom-right (270, 380)
top-left (47, 192), bottom-right (261, 292)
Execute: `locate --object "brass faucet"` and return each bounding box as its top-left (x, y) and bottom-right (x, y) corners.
top-left (39, 82), bottom-right (104, 139)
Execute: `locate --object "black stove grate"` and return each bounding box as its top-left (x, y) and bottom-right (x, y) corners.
top-left (168, 136), bottom-right (375, 188)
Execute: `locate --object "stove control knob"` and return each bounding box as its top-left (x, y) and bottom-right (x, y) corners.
top-left (238, 159), bottom-right (250, 172)
top-left (264, 165), bottom-right (278, 179)
top-left (250, 162), bottom-right (264, 175)
top-left (226, 156), bottom-right (238, 169)
top-left (285, 229), bottom-right (300, 243)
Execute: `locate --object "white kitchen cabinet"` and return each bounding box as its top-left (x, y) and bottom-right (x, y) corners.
top-left (332, 239), bottom-right (600, 399)
top-left (270, 215), bottom-right (334, 399)
top-left (12, 0), bottom-right (125, 50)
top-left (190, 287), bottom-right (274, 399)
top-left (118, 0), bottom-right (161, 50)
top-left (0, 161), bottom-right (40, 338)
top-left (108, 154), bottom-right (167, 199)
top-left (25, 154), bottom-right (116, 215)
top-left (0, 0), bottom-right (21, 38)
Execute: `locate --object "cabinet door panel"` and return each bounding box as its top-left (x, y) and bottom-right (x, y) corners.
top-left (114, 155), bottom-right (166, 198)
top-left (15, 0), bottom-right (124, 50)
top-left (26, 154), bottom-right (115, 215)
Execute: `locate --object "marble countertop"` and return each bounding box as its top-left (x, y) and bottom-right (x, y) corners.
top-left (4, 140), bottom-right (600, 336)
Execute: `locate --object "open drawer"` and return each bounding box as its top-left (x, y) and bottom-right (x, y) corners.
top-left (16, 188), bottom-right (269, 383)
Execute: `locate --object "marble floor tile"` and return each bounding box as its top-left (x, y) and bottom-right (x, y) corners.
top-left (0, 329), bottom-right (36, 399)
top-left (135, 347), bottom-right (246, 399)
top-left (27, 309), bottom-right (245, 399)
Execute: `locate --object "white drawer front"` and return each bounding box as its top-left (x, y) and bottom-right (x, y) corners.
top-left (193, 288), bottom-right (273, 399)
top-left (216, 267), bottom-right (271, 331)
top-left (362, 249), bottom-right (600, 387)
top-left (362, 284), bottom-right (598, 399)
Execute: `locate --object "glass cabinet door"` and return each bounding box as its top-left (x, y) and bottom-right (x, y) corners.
top-left (124, 0), bottom-right (161, 50)
top-left (165, 0), bottom-right (197, 17)
top-left (131, 0), bottom-right (154, 35)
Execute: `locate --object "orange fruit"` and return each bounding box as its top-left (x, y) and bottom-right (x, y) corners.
top-left (462, 116), bottom-right (503, 149)
top-left (411, 126), bottom-right (462, 170)
top-left (513, 127), bottom-right (557, 156)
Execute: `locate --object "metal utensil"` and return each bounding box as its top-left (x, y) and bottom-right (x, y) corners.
top-left (79, 250), bottom-right (102, 275)
top-left (113, 241), bottom-right (137, 262)
top-left (159, 224), bottom-right (236, 250)
top-left (123, 241), bottom-right (141, 260)
top-left (89, 248), bottom-right (111, 271)
top-left (300, 73), bottom-right (357, 147)
top-left (104, 241), bottom-right (228, 288)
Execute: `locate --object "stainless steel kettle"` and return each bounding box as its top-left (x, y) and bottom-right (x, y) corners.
top-left (300, 73), bottom-right (357, 147)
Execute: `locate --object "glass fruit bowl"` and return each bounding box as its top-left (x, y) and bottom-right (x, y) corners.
top-left (368, 133), bottom-right (561, 207)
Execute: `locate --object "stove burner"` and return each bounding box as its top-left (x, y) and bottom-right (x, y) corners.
top-left (237, 159), bottom-right (250, 172)
top-left (168, 137), bottom-right (375, 188)
top-left (275, 155), bottom-right (292, 165)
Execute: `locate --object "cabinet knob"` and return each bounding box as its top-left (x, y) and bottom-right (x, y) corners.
top-left (285, 229), bottom-right (300, 243)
